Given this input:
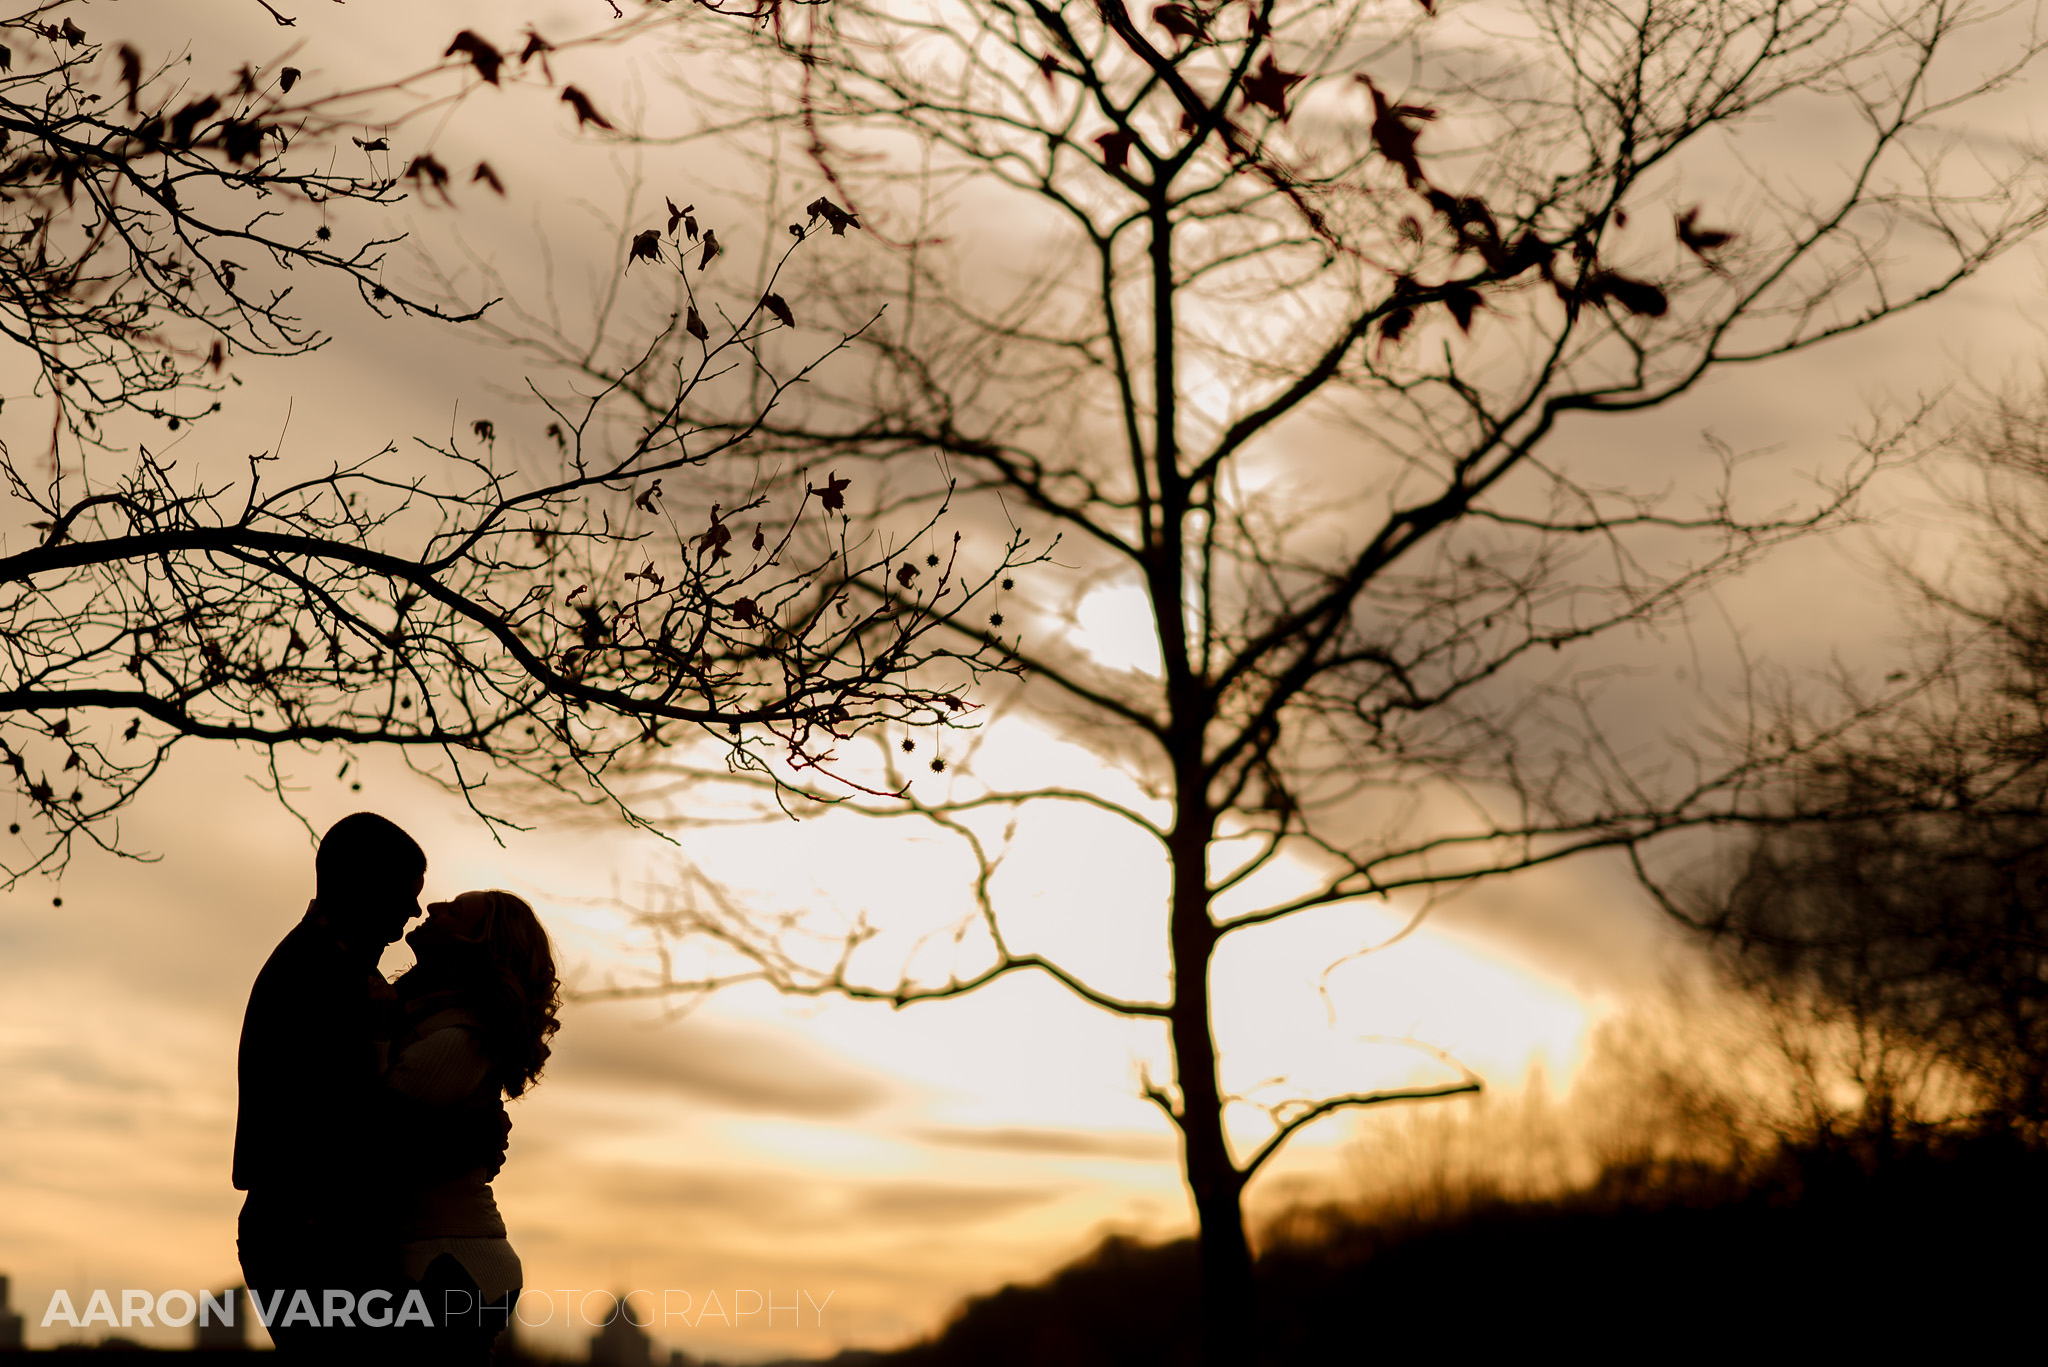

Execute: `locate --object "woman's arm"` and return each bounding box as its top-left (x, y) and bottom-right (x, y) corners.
top-left (380, 1024), bottom-right (509, 1180)
top-left (386, 1026), bottom-right (491, 1104)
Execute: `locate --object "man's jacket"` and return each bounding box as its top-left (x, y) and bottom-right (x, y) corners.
top-left (234, 907), bottom-right (507, 1240)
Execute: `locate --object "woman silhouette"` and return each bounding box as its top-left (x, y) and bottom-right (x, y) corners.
top-left (384, 890), bottom-right (559, 1363)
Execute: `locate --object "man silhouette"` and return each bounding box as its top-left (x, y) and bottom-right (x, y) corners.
top-left (233, 812), bottom-right (500, 1362)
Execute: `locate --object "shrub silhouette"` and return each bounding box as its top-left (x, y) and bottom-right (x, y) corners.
top-left (873, 1127), bottom-right (2043, 1365)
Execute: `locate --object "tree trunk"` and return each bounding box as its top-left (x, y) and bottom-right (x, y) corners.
top-left (1186, 1134), bottom-right (1254, 1364)
top-left (1167, 820), bottom-right (1255, 1364)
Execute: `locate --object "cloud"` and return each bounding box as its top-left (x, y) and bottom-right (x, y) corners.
top-left (549, 1004), bottom-right (891, 1118)
top-left (912, 1126), bottom-right (1174, 1161)
top-left (6, 1039), bottom-right (165, 1100)
top-left (846, 1179), bottom-right (1062, 1226)
top-left (581, 1163), bottom-right (1063, 1233)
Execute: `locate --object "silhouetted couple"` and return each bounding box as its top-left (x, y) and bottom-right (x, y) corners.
top-left (234, 813), bottom-right (561, 1364)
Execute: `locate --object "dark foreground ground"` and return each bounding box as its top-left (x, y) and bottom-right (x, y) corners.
top-left (12, 1133), bottom-right (2041, 1364)
top-left (864, 1130), bottom-right (2048, 1366)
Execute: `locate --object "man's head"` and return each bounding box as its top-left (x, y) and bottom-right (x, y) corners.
top-left (315, 812), bottom-right (428, 947)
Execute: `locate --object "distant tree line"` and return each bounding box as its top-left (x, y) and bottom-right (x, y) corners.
top-left (1669, 381), bottom-right (2048, 1148)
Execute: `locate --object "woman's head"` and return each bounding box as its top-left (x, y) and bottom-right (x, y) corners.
top-left (406, 890), bottom-right (561, 1098)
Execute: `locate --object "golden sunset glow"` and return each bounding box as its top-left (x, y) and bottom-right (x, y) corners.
top-left (1, 740), bottom-right (1613, 1359)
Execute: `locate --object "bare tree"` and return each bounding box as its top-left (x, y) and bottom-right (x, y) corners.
top-left (0, 2), bottom-right (497, 446)
top-left (1669, 381), bottom-right (2048, 1144)
top-left (1694, 812), bottom-right (2041, 1141)
top-left (451, 0), bottom-right (2048, 1355)
top-left (1, 6), bottom-right (1032, 881)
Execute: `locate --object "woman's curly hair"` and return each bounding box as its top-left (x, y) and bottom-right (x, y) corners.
top-left (449, 890), bottom-right (561, 1098)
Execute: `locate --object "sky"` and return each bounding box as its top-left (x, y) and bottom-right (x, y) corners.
top-left (4, 0), bottom-right (2048, 1360)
